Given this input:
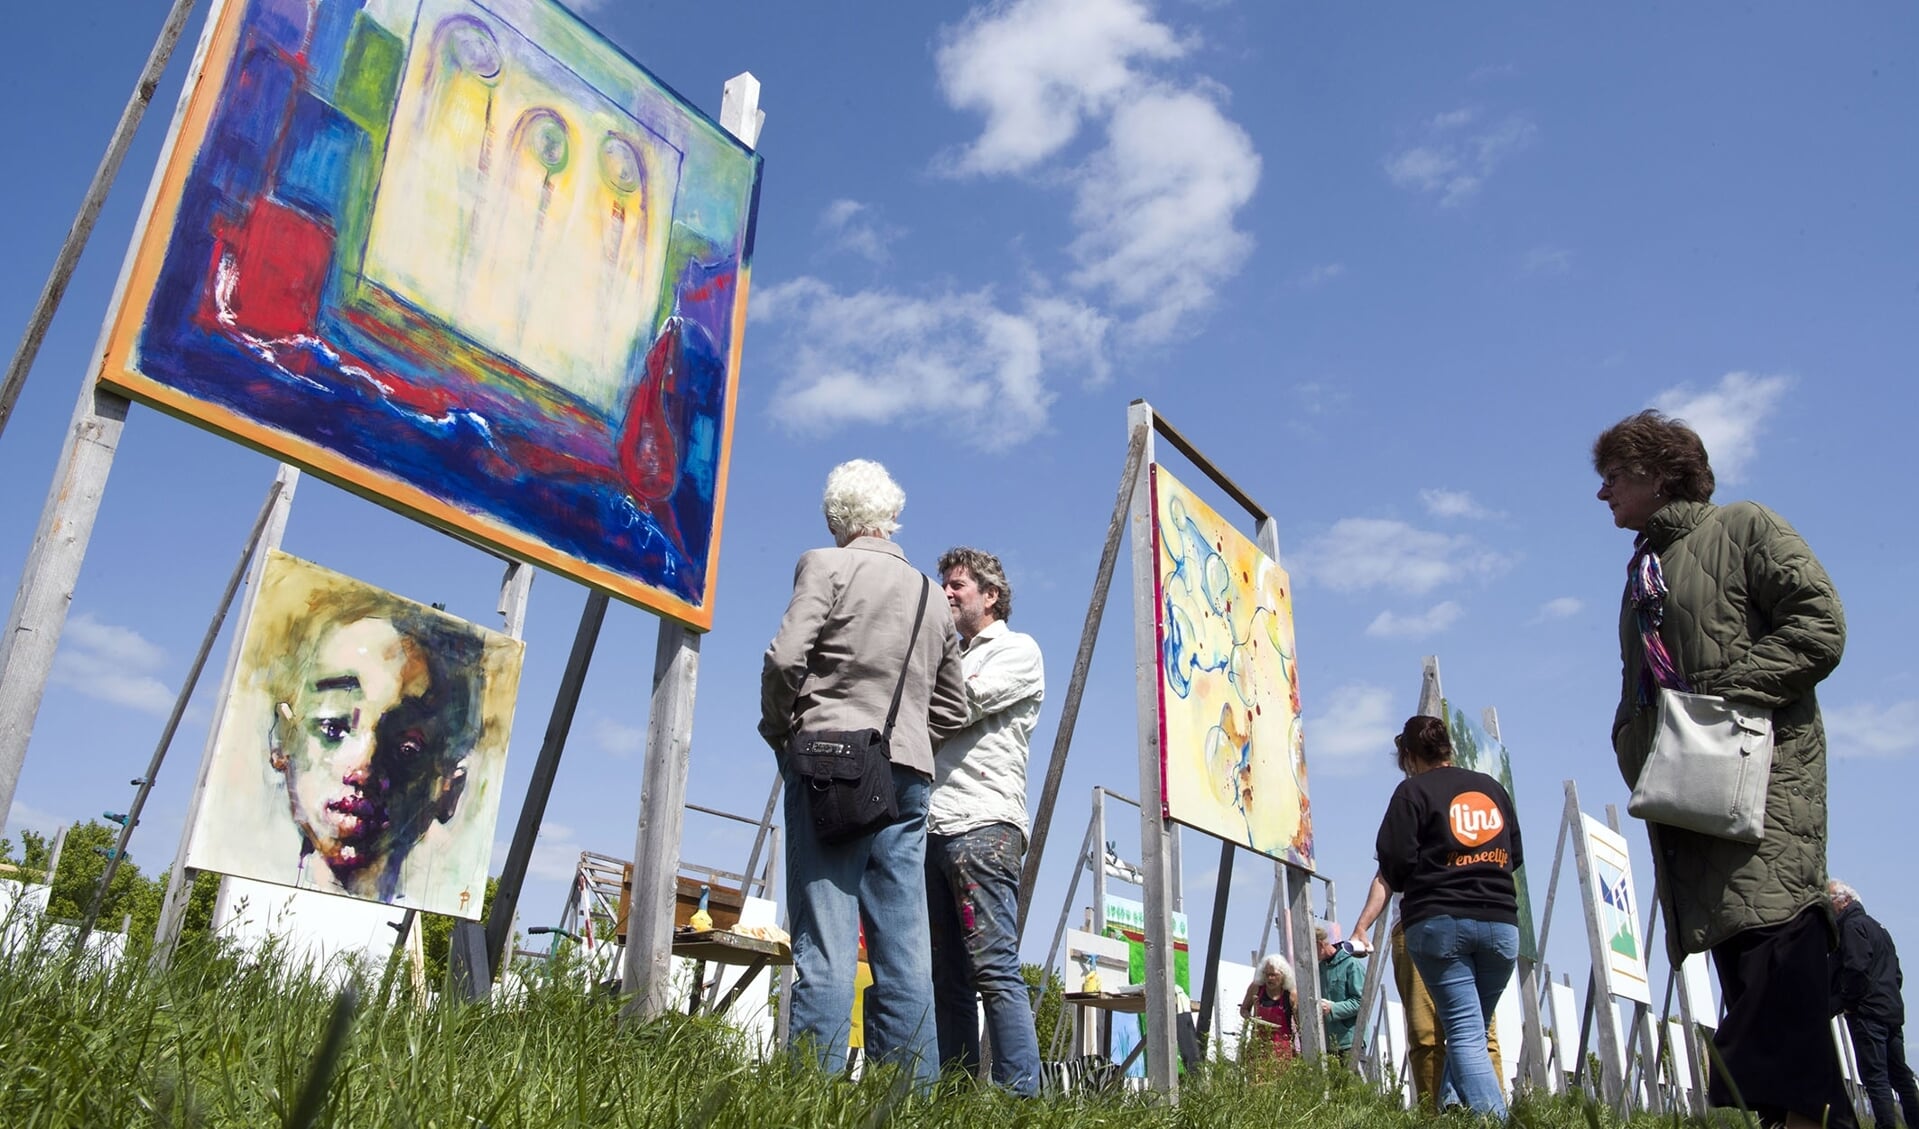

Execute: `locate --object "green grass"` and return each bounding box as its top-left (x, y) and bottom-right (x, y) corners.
top-left (0, 929), bottom-right (1734, 1129)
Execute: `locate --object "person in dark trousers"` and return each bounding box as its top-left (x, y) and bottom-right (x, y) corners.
top-left (1830, 880), bottom-right (1919, 1128)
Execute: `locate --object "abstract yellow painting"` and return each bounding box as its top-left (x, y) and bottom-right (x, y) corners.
top-left (1150, 466), bottom-right (1313, 867)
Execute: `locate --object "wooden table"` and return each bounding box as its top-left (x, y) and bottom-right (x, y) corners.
top-left (672, 929), bottom-right (791, 1015)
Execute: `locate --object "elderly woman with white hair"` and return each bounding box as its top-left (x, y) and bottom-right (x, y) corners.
top-left (760, 459), bottom-right (967, 1083)
top-left (1238, 953), bottom-right (1299, 1064)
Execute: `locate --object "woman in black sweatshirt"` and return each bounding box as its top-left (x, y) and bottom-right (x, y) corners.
top-left (1373, 714), bottom-right (1522, 1116)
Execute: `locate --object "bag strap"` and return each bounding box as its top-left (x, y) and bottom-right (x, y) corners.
top-left (882, 575), bottom-right (932, 742)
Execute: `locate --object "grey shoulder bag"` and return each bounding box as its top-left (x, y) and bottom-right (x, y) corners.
top-left (1627, 687), bottom-right (1773, 844)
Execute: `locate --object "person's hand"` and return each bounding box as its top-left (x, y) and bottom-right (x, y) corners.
top-left (1320, 999), bottom-right (1332, 1016)
top-left (1347, 931), bottom-right (1373, 956)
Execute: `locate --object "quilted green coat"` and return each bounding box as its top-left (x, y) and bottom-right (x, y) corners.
top-left (1610, 500), bottom-right (1845, 959)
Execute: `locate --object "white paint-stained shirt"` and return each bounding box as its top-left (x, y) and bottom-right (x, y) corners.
top-left (927, 619), bottom-right (1045, 838)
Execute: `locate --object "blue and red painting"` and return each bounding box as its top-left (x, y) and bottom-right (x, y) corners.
top-left (101, 0), bottom-right (762, 628)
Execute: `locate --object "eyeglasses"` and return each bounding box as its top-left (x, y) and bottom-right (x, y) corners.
top-left (1598, 467), bottom-right (1645, 489)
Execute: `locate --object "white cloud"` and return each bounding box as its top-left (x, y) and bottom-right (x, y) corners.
top-left (1305, 683), bottom-right (1398, 772)
top-left (817, 199), bottom-right (902, 265)
top-left (935, 0), bottom-right (1186, 176)
top-left (1292, 381), bottom-right (1347, 416)
top-left (1419, 488), bottom-right (1495, 520)
top-left (1522, 245), bottom-right (1572, 277)
top-left (2, 799), bottom-right (67, 839)
top-left (1651, 372), bottom-right (1791, 484)
top-left (493, 822), bottom-right (587, 884)
top-left (1067, 88), bottom-right (1260, 342)
top-left (753, 278), bottom-right (1108, 447)
top-left (1292, 263), bottom-right (1346, 289)
top-left (49, 612), bottom-right (174, 716)
top-left (935, 0), bottom-right (1259, 347)
top-left (1366, 601), bottom-right (1464, 639)
top-left (1385, 108), bottom-right (1535, 207)
top-left (1534, 596), bottom-right (1585, 621)
top-left (589, 716), bottom-right (646, 759)
top-left (1295, 518), bottom-right (1510, 595)
top-left (1825, 700), bottom-right (1919, 759)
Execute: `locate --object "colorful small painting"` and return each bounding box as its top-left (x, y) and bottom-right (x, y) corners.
top-left (187, 551), bottom-right (524, 918)
top-left (1443, 700), bottom-right (1538, 961)
top-left (98, 0), bottom-right (762, 627)
top-left (1581, 815), bottom-right (1651, 1004)
top-left (1150, 465), bottom-right (1313, 867)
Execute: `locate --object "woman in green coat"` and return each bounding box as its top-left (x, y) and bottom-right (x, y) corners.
top-left (1594, 410), bottom-right (1850, 1129)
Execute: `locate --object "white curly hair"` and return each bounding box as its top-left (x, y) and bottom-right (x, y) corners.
top-left (1258, 953), bottom-right (1295, 991)
top-left (822, 459), bottom-right (905, 542)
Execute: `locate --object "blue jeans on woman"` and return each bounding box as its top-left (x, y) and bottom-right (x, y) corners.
top-left (784, 762), bottom-right (938, 1086)
top-left (1404, 915), bottom-right (1519, 1116)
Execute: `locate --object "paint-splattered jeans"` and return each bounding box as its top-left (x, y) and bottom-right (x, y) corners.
top-left (926, 822), bottom-right (1042, 1096)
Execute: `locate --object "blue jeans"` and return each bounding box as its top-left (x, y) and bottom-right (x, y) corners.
top-left (1404, 915), bottom-right (1519, 1116)
top-left (926, 822), bottom-right (1041, 1095)
top-left (784, 762), bottom-right (937, 1085)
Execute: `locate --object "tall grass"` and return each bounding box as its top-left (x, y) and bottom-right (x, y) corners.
top-left (0, 930), bottom-right (1724, 1128)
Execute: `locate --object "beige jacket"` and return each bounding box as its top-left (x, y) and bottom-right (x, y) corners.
top-left (759, 537), bottom-right (967, 776)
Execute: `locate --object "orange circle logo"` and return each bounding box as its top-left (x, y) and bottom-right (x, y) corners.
top-left (1449, 791), bottom-right (1504, 847)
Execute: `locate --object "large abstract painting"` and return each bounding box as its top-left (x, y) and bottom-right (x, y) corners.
top-left (187, 551), bottom-right (524, 918)
top-left (1580, 815), bottom-right (1651, 1005)
top-left (99, 0), bottom-right (763, 627)
top-left (1443, 700), bottom-right (1539, 961)
top-left (1150, 466), bottom-right (1313, 868)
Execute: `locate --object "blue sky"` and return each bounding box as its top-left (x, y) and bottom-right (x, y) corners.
top-left (2, 0), bottom-right (1915, 1014)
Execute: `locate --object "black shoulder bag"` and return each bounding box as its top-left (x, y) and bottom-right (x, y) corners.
top-left (788, 575), bottom-right (930, 845)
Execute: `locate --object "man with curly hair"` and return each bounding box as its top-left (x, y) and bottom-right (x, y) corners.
top-left (925, 546), bottom-right (1046, 1094)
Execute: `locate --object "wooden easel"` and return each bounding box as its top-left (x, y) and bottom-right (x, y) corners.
top-left (1016, 400), bottom-right (1321, 1098)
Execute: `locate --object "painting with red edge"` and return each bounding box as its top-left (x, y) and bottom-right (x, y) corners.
top-left (99, 0), bottom-right (762, 626)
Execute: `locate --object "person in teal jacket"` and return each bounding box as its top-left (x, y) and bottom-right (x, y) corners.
top-left (1317, 925), bottom-right (1365, 1061)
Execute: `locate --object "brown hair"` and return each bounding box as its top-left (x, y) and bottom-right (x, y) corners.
top-left (938, 546), bottom-right (1013, 623)
top-left (1394, 715), bottom-right (1453, 774)
top-left (1591, 410), bottom-right (1716, 503)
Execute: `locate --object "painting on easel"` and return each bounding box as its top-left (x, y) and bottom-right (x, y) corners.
top-left (1149, 465), bottom-right (1313, 868)
top-left (1442, 701), bottom-right (1538, 960)
top-left (98, 0), bottom-right (763, 627)
top-left (1580, 815), bottom-right (1651, 1004)
top-left (187, 551), bottom-right (524, 918)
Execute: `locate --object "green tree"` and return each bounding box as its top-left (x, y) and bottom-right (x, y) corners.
top-left (0, 829), bottom-right (53, 883)
top-left (46, 821), bottom-right (151, 928)
top-left (421, 874), bottom-right (501, 987)
top-left (1022, 963), bottom-right (1066, 1059)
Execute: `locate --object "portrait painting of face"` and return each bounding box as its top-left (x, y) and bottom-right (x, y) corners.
top-left (188, 551), bottom-right (524, 917)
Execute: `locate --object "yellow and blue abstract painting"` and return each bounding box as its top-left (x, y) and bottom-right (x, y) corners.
top-left (100, 0), bottom-right (763, 627)
top-left (1149, 465), bottom-right (1314, 868)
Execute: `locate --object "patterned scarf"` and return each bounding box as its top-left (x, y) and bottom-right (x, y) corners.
top-left (1627, 535), bottom-right (1691, 705)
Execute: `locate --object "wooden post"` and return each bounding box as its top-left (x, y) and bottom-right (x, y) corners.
top-left (614, 69), bottom-right (759, 1023)
top-left (0, 0), bottom-right (234, 834)
top-left (1484, 705), bottom-right (1554, 1095)
top-left (0, 0), bottom-right (201, 438)
top-left (620, 621), bottom-right (702, 1020)
top-left (1194, 839), bottom-right (1234, 1050)
top-left (76, 472), bottom-right (287, 947)
top-left (1016, 422), bottom-right (1148, 937)
top-left (1608, 803), bottom-right (1664, 1115)
top-left (1125, 400), bottom-right (1179, 1096)
top-left (150, 464), bottom-right (300, 967)
top-left (1566, 781), bottom-right (1629, 1108)
top-left (478, 590), bottom-right (608, 984)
